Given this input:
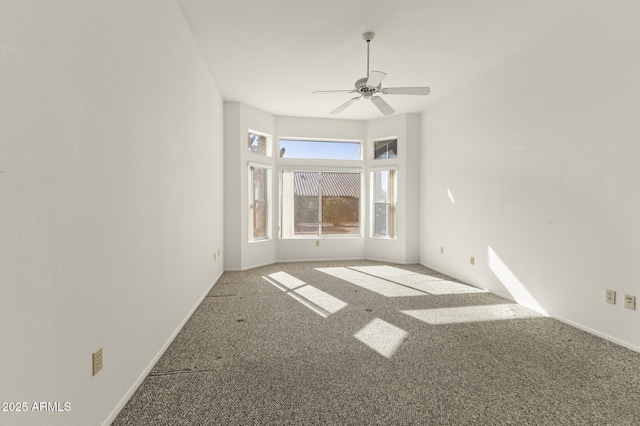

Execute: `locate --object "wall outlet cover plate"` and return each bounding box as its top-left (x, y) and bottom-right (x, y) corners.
top-left (92, 348), bottom-right (103, 376)
top-left (624, 294), bottom-right (636, 310)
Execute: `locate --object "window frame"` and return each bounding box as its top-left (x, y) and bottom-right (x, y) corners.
top-left (370, 167), bottom-right (397, 239)
top-left (248, 129), bottom-right (272, 157)
top-left (249, 162), bottom-right (272, 242)
top-left (279, 166), bottom-right (363, 239)
top-left (278, 137), bottom-right (362, 161)
top-left (372, 137), bottom-right (398, 160)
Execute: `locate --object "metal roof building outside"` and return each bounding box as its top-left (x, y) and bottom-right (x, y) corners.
top-left (293, 171), bottom-right (360, 198)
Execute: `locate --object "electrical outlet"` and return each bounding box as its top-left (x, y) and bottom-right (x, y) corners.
top-left (606, 289), bottom-right (616, 304)
top-left (315, 241), bottom-right (320, 247)
top-left (440, 247), bottom-right (444, 255)
top-left (470, 256), bottom-right (475, 265)
top-left (92, 348), bottom-right (103, 376)
top-left (625, 294), bottom-right (636, 310)
top-left (214, 253), bottom-right (216, 261)
top-left (218, 249), bottom-right (221, 257)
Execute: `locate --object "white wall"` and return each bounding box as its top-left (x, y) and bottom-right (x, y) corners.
top-left (420, 2), bottom-right (640, 351)
top-left (0, 2), bottom-right (224, 425)
top-left (223, 102), bottom-right (243, 269)
top-left (224, 102), bottom-right (276, 270)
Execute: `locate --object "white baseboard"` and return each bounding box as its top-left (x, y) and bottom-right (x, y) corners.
top-left (365, 256), bottom-right (420, 265)
top-left (277, 257), bottom-right (365, 264)
top-left (549, 313), bottom-right (640, 354)
top-left (224, 259), bottom-right (276, 271)
top-left (419, 261), bottom-right (640, 354)
top-left (231, 257), bottom-right (422, 272)
top-left (102, 269), bottom-right (224, 426)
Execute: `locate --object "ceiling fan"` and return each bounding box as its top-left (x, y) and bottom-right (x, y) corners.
top-left (313, 32), bottom-right (431, 116)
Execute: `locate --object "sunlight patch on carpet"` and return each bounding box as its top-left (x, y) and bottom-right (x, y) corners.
top-left (316, 267), bottom-right (426, 297)
top-left (354, 318), bottom-right (408, 358)
top-left (263, 272), bottom-right (347, 318)
top-left (268, 271), bottom-right (305, 290)
top-left (294, 285), bottom-right (348, 314)
top-left (388, 277), bottom-right (486, 295)
top-left (317, 266), bottom-right (483, 296)
top-left (349, 265), bottom-right (416, 276)
top-left (402, 304), bottom-right (545, 325)
top-left (378, 274), bottom-right (443, 284)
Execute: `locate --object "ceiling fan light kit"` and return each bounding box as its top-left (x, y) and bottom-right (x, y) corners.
top-left (313, 32), bottom-right (431, 116)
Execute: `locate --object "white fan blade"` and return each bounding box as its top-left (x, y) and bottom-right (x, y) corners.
top-left (313, 89), bottom-right (356, 94)
top-left (371, 96), bottom-right (395, 115)
top-left (381, 87), bottom-right (431, 95)
top-left (366, 71), bottom-right (387, 88)
top-left (330, 96), bottom-right (361, 115)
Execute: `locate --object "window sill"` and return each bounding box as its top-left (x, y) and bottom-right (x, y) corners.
top-left (249, 238), bottom-right (271, 243)
top-left (280, 235), bottom-right (363, 240)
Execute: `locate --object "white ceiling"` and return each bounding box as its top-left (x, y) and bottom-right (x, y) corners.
top-left (178, 0), bottom-right (589, 120)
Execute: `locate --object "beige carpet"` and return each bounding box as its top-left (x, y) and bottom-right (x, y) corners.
top-left (113, 260), bottom-right (640, 425)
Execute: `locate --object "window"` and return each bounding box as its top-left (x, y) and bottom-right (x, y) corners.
top-left (371, 169), bottom-right (396, 238)
top-left (281, 170), bottom-right (361, 238)
top-left (248, 130), bottom-right (272, 157)
top-left (250, 165), bottom-right (270, 241)
top-left (374, 138), bottom-right (397, 159)
top-left (279, 139), bottom-right (361, 160)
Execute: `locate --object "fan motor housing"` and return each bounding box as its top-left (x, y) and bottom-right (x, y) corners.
top-left (355, 77), bottom-right (378, 97)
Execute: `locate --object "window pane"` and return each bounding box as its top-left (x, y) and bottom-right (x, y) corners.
top-left (372, 170), bottom-right (396, 238)
top-left (293, 171), bottom-right (319, 235)
top-left (374, 203), bottom-right (389, 236)
top-left (321, 172), bottom-right (360, 236)
top-left (280, 139), bottom-right (361, 160)
top-left (253, 167), bottom-right (267, 202)
top-left (253, 201), bottom-right (267, 239)
top-left (374, 139), bottom-right (398, 159)
top-left (251, 166), bottom-right (268, 240)
top-left (282, 170), bottom-right (363, 238)
top-left (248, 132), bottom-right (269, 156)
top-left (373, 170), bottom-right (389, 201)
